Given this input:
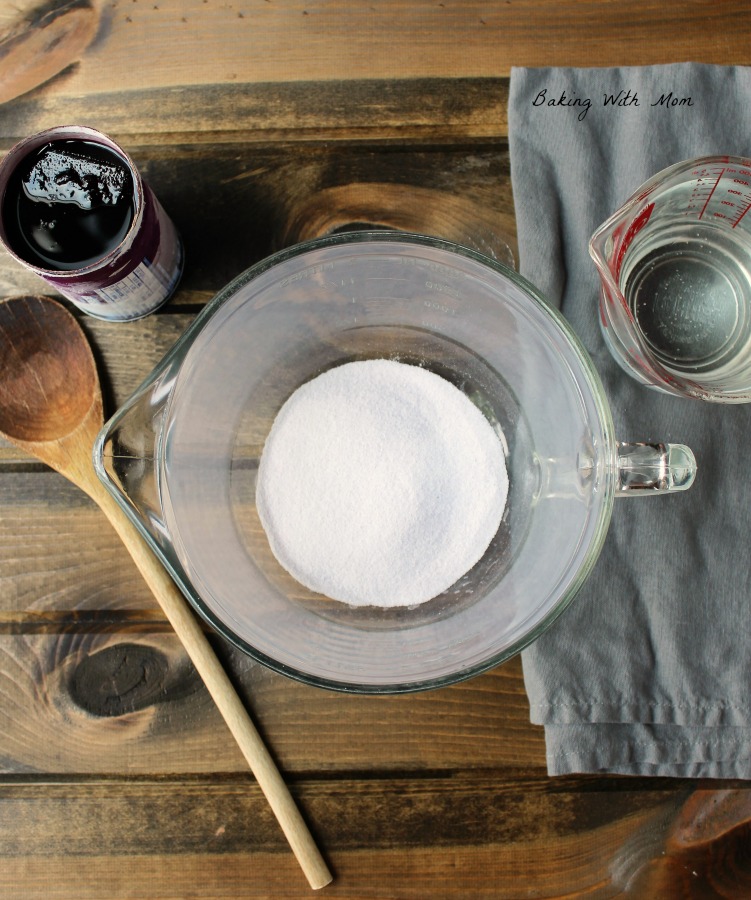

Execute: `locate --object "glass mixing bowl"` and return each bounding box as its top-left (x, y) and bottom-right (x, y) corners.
top-left (95, 232), bottom-right (694, 692)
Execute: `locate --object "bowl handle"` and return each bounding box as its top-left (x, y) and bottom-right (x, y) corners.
top-left (616, 442), bottom-right (696, 495)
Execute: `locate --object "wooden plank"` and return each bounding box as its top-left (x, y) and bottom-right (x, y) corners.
top-left (0, 473), bottom-right (156, 613)
top-left (0, 141), bottom-right (514, 295)
top-left (1, 0), bottom-right (748, 121)
top-left (3, 3), bottom-right (745, 143)
top-left (6, 775), bottom-right (661, 855)
top-left (2, 778), bottom-right (750, 898)
top-left (0, 625), bottom-right (544, 774)
top-left (0, 78), bottom-right (511, 145)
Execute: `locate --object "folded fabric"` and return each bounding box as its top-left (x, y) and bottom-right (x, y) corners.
top-left (509, 63), bottom-right (751, 777)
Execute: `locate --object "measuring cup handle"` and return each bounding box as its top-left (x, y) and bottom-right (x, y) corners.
top-left (615, 442), bottom-right (696, 495)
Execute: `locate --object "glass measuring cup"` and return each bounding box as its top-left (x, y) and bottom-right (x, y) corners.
top-left (590, 155), bottom-right (751, 401)
top-left (94, 233), bottom-right (696, 693)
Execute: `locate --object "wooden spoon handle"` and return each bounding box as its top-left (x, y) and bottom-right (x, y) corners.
top-left (90, 479), bottom-right (332, 890)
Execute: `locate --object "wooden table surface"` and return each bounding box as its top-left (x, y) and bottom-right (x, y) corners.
top-left (1, 2), bottom-right (751, 898)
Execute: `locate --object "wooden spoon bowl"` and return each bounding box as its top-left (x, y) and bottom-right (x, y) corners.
top-left (0, 296), bottom-right (99, 444)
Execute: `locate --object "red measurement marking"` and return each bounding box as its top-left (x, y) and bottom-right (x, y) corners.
top-left (614, 202), bottom-right (654, 279)
top-left (733, 200), bottom-right (751, 228)
top-left (698, 168), bottom-right (725, 219)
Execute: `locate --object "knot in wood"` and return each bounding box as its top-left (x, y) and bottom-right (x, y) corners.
top-left (70, 643), bottom-right (170, 717)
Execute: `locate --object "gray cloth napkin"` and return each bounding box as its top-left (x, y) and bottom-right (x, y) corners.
top-left (509, 63), bottom-right (751, 778)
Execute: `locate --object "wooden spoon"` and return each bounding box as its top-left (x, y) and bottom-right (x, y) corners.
top-left (0, 295), bottom-right (332, 891)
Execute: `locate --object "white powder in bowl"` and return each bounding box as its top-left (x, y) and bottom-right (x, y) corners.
top-left (256, 359), bottom-right (508, 607)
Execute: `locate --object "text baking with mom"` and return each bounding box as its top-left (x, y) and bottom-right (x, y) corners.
top-left (531, 88), bottom-right (694, 121)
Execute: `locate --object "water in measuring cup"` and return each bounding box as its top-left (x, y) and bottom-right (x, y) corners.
top-left (622, 220), bottom-right (751, 383)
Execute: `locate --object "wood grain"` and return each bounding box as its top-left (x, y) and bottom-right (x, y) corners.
top-left (1, 3), bottom-right (751, 896)
top-left (2, 778), bottom-right (750, 898)
top-left (0, 141), bottom-right (510, 289)
top-left (0, 78), bottom-right (511, 145)
top-left (2, 1), bottom-right (749, 109)
top-left (0, 0), bottom-right (97, 104)
top-left (0, 3), bottom-right (745, 145)
top-left (0, 630), bottom-right (543, 774)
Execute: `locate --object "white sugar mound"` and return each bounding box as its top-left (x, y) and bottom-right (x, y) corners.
top-left (256, 359), bottom-right (508, 607)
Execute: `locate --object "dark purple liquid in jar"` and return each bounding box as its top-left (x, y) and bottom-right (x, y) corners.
top-left (2, 139), bottom-right (135, 271)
